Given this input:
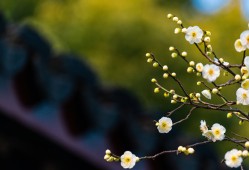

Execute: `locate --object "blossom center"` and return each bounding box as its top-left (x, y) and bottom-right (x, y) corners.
top-left (161, 122), bottom-right (167, 128)
top-left (242, 93), bottom-right (247, 99)
top-left (192, 32), bottom-right (197, 38)
top-left (231, 156), bottom-right (237, 162)
top-left (124, 157), bottom-right (131, 164)
top-left (208, 69), bottom-right (214, 76)
top-left (214, 129), bottom-right (220, 135)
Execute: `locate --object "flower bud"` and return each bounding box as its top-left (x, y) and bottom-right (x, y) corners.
top-left (147, 58), bottom-right (153, 63)
top-left (187, 67), bottom-right (193, 73)
top-left (197, 81), bottom-right (201, 86)
top-left (227, 112), bottom-right (232, 118)
top-left (242, 150), bottom-right (248, 157)
top-left (174, 28), bottom-right (181, 34)
top-left (164, 92), bottom-right (169, 97)
top-left (239, 120), bottom-right (243, 125)
top-left (145, 53), bottom-right (151, 57)
top-left (181, 51), bottom-right (187, 57)
top-left (171, 52), bottom-right (178, 58)
top-left (195, 93), bottom-right (201, 98)
top-left (212, 88), bottom-right (218, 94)
top-left (169, 46), bottom-right (175, 51)
top-left (154, 88), bottom-right (160, 93)
top-left (206, 31), bottom-right (211, 36)
top-left (167, 13), bottom-right (173, 19)
top-left (105, 149), bottom-right (111, 155)
top-left (178, 146), bottom-right (183, 152)
top-left (204, 37), bottom-right (210, 43)
top-left (182, 28), bottom-right (187, 33)
top-left (163, 65), bottom-right (169, 71)
top-left (172, 17), bottom-right (179, 22)
top-left (153, 62), bottom-right (159, 67)
top-left (170, 89), bottom-right (175, 94)
top-left (189, 61), bottom-right (195, 66)
top-left (151, 78), bottom-right (157, 83)
top-left (104, 154), bottom-right (110, 160)
top-left (177, 20), bottom-right (182, 25)
top-left (163, 73), bottom-right (169, 78)
top-left (171, 72), bottom-right (176, 77)
top-left (187, 148), bottom-right (195, 154)
top-left (245, 141), bottom-right (249, 148)
top-left (173, 94), bottom-right (178, 99)
top-left (235, 74), bottom-right (241, 81)
top-left (219, 58), bottom-right (224, 63)
top-left (171, 99), bottom-right (177, 104)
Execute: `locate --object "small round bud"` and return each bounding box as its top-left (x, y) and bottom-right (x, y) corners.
top-left (227, 112), bottom-right (232, 118)
top-left (219, 58), bottom-right (224, 63)
top-left (173, 94), bottom-right (178, 99)
top-left (181, 147), bottom-right (186, 152)
top-left (174, 28), bottom-right (181, 34)
top-left (171, 72), bottom-right (176, 77)
top-left (155, 122), bottom-right (159, 126)
top-left (145, 53), bottom-right (151, 57)
top-left (177, 20), bottom-right (182, 25)
top-left (164, 92), bottom-right (169, 97)
top-left (189, 61), bottom-right (195, 66)
top-left (163, 65), bottom-right (169, 71)
top-left (107, 157), bottom-right (114, 162)
top-left (172, 17), bottom-right (179, 22)
top-left (181, 28), bottom-right (187, 33)
top-left (195, 93), bottom-right (201, 98)
top-left (171, 99), bottom-right (177, 104)
top-left (204, 37), bottom-right (210, 43)
top-left (163, 73), bottom-right (169, 78)
top-left (170, 89), bottom-right (175, 94)
top-left (196, 72), bottom-right (201, 76)
top-left (223, 71), bottom-right (228, 76)
top-left (178, 146), bottom-right (183, 152)
top-left (181, 51), bottom-right (187, 57)
top-left (187, 67), bottom-right (193, 73)
top-left (105, 149), bottom-right (111, 155)
top-left (171, 52), bottom-right (178, 58)
top-left (212, 88), bottom-right (218, 94)
top-left (207, 44), bottom-right (212, 51)
top-left (147, 58), bottom-right (153, 63)
top-left (104, 154), bottom-right (110, 160)
top-left (242, 75), bottom-right (247, 80)
top-left (167, 13), bottom-right (173, 19)
top-left (153, 62), bottom-right (159, 67)
top-left (237, 150), bottom-right (242, 157)
top-left (151, 78), bottom-right (157, 83)
top-left (187, 148), bottom-right (195, 154)
top-left (206, 52), bottom-right (211, 56)
top-left (245, 141), bottom-right (249, 148)
top-left (239, 120), bottom-right (243, 125)
top-left (235, 74), bottom-right (241, 81)
top-left (242, 150), bottom-right (248, 157)
top-left (136, 157), bottom-right (140, 162)
top-left (154, 87), bottom-right (160, 93)
top-left (206, 31), bottom-right (211, 36)
top-left (169, 46), bottom-right (175, 51)
top-left (197, 81), bottom-right (201, 86)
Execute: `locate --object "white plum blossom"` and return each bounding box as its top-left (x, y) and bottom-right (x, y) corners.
top-left (121, 151), bottom-right (137, 169)
top-left (211, 123), bottom-right (226, 141)
top-left (244, 56), bottom-right (249, 69)
top-left (224, 149), bottom-right (243, 168)
top-left (234, 39), bottom-right (246, 52)
top-left (157, 117), bottom-right (173, 133)
top-left (236, 87), bottom-right (249, 105)
top-left (241, 79), bottom-right (249, 90)
top-left (196, 63), bottom-right (204, 72)
top-left (241, 66), bottom-right (249, 76)
top-left (201, 90), bottom-right (211, 99)
top-left (202, 64), bottom-right (220, 82)
top-left (200, 120), bottom-right (208, 134)
top-left (185, 26), bottom-right (203, 44)
top-left (240, 30), bottom-right (249, 48)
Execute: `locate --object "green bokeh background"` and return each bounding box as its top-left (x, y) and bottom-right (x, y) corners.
top-left (1, 0), bottom-right (249, 161)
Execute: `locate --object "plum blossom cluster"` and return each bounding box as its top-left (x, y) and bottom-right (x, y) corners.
top-left (105, 13), bottom-right (249, 169)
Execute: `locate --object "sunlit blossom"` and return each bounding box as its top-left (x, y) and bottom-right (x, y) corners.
top-left (185, 26), bottom-right (203, 44)
top-left (225, 149), bottom-right (243, 168)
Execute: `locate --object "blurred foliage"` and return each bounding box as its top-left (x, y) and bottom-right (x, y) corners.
top-left (1, 0), bottom-right (249, 158)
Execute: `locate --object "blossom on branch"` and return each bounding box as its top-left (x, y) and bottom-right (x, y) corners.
top-left (211, 123), bottom-right (226, 141)
top-left (121, 151), bottom-right (137, 169)
top-left (240, 30), bottom-right (249, 48)
top-left (224, 149), bottom-right (243, 168)
top-left (236, 87), bottom-right (249, 105)
top-left (202, 64), bottom-right (220, 82)
top-left (157, 117), bottom-right (173, 133)
top-left (185, 26), bottom-right (203, 44)
top-left (234, 39), bottom-right (246, 52)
